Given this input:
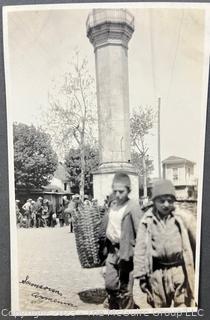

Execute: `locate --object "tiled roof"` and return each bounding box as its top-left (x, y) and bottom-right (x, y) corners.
top-left (162, 156), bottom-right (195, 165)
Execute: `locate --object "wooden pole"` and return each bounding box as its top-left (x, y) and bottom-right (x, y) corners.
top-left (143, 154), bottom-right (147, 198)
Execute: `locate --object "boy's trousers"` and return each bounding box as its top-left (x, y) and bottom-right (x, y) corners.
top-left (104, 245), bottom-right (135, 309)
top-left (147, 263), bottom-right (189, 308)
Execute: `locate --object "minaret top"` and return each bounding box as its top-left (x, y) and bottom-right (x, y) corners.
top-left (86, 9), bottom-right (135, 50)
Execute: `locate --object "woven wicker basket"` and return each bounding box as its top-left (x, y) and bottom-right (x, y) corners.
top-left (72, 204), bottom-right (105, 268)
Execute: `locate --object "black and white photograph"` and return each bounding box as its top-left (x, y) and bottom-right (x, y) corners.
top-left (3, 2), bottom-right (210, 316)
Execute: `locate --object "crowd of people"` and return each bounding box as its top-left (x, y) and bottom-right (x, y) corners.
top-left (16, 195), bottom-right (69, 229)
top-left (15, 194), bottom-right (100, 230)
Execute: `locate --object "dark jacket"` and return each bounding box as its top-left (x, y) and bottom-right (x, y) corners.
top-left (99, 199), bottom-right (143, 262)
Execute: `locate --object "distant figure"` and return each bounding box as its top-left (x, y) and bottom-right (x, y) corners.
top-left (16, 200), bottom-right (22, 227)
top-left (63, 195), bottom-right (69, 209)
top-left (22, 198), bottom-right (32, 228)
top-left (63, 196), bottom-right (70, 225)
top-left (45, 199), bottom-right (55, 227)
top-left (57, 203), bottom-right (65, 227)
top-left (34, 197), bottom-right (44, 228)
top-left (51, 212), bottom-right (57, 228)
top-left (65, 200), bottom-right (76, 233)
top-left (30, 200), bottom-right (36, 227)
top-left (103, 196), bottom-right (110, 211)
top-left (42, 199), bottom-right (51, 227)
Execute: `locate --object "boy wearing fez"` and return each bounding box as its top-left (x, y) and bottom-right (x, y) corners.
top-left (133, 179), bottom-right (196, 308)
top-left (99, 172), bottom-right (143, 309)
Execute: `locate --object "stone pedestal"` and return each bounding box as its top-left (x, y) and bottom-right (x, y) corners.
top-left (86, 9), bottom-right (139, 204)
top-left (93, 164), bottom-right (139, 205)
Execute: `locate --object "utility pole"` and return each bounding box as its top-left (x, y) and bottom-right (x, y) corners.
top-left (158, 97), bottom-right (161, 178)
top-left (143, 154), bottom-right (147, 199)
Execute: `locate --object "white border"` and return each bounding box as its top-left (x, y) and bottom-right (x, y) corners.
top-left (3, 2), bottom-right (210, 316)
top-left (3, 7), bottom-right (20, 313)
top-left (3, 2), bottom-right (210, 11)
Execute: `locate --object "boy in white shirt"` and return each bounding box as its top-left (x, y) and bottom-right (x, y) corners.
top-left (99, 172), bottom-right (143, 309)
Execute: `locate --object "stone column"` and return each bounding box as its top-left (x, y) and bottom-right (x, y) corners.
top-left (86, 9), bottom-right (139, 204)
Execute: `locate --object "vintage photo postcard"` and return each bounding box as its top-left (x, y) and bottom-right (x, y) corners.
top-left (3, 2), bottom-right (210, 316)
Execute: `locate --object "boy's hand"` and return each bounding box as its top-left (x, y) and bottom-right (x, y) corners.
top-left (139, 276), bottom-right (148, 293)
top-left (139, 276), bottom-right (154, 306)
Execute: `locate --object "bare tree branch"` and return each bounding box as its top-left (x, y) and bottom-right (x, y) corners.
top-left (40, 51), bottom-right (98, 199)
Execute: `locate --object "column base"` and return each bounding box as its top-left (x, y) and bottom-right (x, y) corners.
top-left (92, 162), bottom-right (139, 205)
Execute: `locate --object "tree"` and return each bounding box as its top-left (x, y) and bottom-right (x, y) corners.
top-left (14, 123), bottom-right (58, 190)
top-left (42, 52), bottom-right (97, 200)
top-left (65, 145), bottom-right (99, 195)
top-left (130, 106), bottom-right (156, 197)
top-left (131, 151), bottom-right (154, 191)
top-left (131, 151), bottom-right (154, 177)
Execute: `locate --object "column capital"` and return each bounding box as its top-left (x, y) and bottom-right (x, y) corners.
top-left (86, 9), bottom-right (134, 50)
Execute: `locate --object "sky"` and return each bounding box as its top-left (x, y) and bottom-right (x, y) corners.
top-left (4, 4), bottom-right (209, 177)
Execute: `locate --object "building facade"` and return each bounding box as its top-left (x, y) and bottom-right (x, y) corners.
top-left (162, 156), bottom-right (197, 200)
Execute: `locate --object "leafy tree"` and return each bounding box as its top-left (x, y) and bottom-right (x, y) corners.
top-left (130, 106), bottom-right (156, 197)
top-left (42, 52), bottom-right (97, 200)
top-left (14, 123), bottom-right (58, 189)
top-left (65, 145), bottom-right (99, 195)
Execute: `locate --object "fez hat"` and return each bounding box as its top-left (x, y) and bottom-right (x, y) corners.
top-left (112, 172), bottom-right (131, 189)
top-left (152, 179), bottom-right (176, 201)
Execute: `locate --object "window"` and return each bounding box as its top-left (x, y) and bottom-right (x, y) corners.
top-left (173, 168), bottom-right (178, 181)
top-left (64, 183), bottom-right (67, 191)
